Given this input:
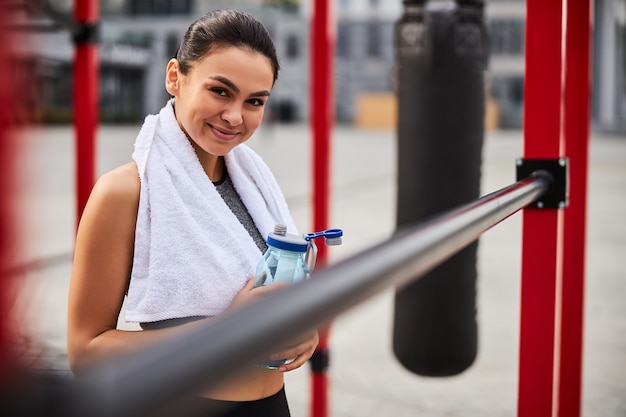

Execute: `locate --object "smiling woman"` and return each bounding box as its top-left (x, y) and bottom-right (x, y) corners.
top-left (165, 47), bottom-right (274, 172)
top-left (67, 9), bottom-right (316, 417)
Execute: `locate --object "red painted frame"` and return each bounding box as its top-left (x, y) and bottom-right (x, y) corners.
top-left (559, 1), bottom-right (591, 416)
top-left (310, 1), bottom-right (335, 416)
top-left (518, 1), bottom-right (591, 416)
top-left (0, 8), bottom-right (18, 388)
top-left (518, 2), bottom-right (564, 416)
top-left (73, 1), bottom-right (99, 226)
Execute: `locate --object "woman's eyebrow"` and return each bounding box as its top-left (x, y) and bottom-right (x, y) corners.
top-left (252, 90), bottom-right (271, 97)
top-left (209, 75), bottom-right (239, 93)
top-left (209, 75), bottom-right (270, 97)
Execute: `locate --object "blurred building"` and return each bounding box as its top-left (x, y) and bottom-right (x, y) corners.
top-left (9, 0), bottom-right (626, 133)
top-left (484, 0), bottom-right (525, 129)
top-left (593, 0), bottom-right (626, 133)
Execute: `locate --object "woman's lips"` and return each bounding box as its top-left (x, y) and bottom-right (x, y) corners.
top-left (209, 124), bottom-right (240, 141)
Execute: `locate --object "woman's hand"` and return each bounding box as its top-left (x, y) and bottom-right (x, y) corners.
top-left (228, 275), bottom-right (288, 310)
top-left (228, 276), bottom-right (320, 372)
top-left (270, 329), bottom-right (320, 372)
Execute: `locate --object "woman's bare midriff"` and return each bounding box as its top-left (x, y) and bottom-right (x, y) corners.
top-left (200, 366), bottom-right (284, 401)
top-left (137, 316), bottom-right (286, 402)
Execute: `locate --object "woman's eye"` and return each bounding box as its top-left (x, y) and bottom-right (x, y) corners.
top-left (248, 98), bottom-right (265, 107)
top-left (211, 88), bottom-right (228, 97)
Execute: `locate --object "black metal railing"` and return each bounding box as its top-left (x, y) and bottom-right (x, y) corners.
top-left (9, 170), bottom-right (552, 417)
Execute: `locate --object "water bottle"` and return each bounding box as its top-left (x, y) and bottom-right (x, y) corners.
top-left (254, 224), bottom-right (309, 288)
top-left (254, 224), bottom-right (343, 368)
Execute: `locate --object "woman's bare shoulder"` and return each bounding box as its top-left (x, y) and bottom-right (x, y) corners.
top-left (77, 162), bottom-right (140, 238)
top-left (92, 162), bottom-right (140, 202)
top-left (78, 162), bottom-right (141, 222)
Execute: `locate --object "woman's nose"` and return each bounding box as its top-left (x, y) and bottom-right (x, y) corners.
top-left (221, 103), bottom-right (243, 126)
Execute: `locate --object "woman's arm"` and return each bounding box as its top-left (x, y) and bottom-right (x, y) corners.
top-left (67, 162), bottom-right (170, 372)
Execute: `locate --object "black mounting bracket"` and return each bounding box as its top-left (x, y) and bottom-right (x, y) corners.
top-left (309, 348), bottom-right (330, 373)
top-left (516, 157), bottom-right (569, 209)
top-left (72, 22), bottom-right (100, 44)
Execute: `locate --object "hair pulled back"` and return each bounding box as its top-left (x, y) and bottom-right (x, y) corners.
top-left (176, 9), bottom-right (280, 83)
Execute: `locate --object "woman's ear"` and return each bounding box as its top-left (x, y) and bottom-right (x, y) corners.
top-left (165, 59), bottom-right (181, 96)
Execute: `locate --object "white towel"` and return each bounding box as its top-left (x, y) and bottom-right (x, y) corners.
top-left (125, 100), bottom-right (298, 323)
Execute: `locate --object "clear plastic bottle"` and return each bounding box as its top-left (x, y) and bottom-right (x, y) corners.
top-left (254, 224), bottom-right (310, 369)
top-left (253, 225), bottom-right (343, 369)
top-left (254, 224), bottom-right (309, 288)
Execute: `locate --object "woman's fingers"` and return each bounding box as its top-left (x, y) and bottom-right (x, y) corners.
top-left (271, 330), bottom-right (319, 372)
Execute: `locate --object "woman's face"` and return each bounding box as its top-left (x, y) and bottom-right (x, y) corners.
top-left (165, 47), bottom-right (274, 156)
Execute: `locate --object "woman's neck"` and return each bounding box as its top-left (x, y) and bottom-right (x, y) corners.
top-left (189, 138), bottom-right (224, 183)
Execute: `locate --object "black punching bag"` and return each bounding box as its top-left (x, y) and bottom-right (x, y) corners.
top-left (392, 0), bottom-right (488, 377)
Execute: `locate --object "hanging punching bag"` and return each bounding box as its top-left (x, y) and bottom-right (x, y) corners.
top-left (392, 0), bottom-right (488, 377)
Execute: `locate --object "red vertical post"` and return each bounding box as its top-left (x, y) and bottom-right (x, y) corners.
top-left (517, 1), bottom-right (565, 416)
top-left (310, 0), bottom-right (334, 246)
top-left (558, 0), bottom-right (592, 416)
top-left (0, 8), bottom-right (19, 389)
top-left (309, 0), bottom-right (335, 416)
top-left (73, 1), bottom-right (99, 227)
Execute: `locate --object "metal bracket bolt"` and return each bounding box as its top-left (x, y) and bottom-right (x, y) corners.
top-left (516, 157), bottom-right (569, 209)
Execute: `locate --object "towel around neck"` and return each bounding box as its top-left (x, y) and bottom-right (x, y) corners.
top-left (126, 100), bottom-right (298, 323)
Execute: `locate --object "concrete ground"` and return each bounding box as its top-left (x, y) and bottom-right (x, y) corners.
top-left (7, 122), bottom-right (625, 416)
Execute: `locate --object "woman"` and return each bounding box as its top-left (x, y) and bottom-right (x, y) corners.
top-left (67, 9), bottom-right (317, 417)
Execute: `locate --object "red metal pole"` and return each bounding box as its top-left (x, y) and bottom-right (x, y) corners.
top-left (311, 0), bottom-right (334, 245)
top-left (73, 1), bottom-right (99, 227)
top-left (309, 0), bottom-right (335, 416)
top-left (0, 9), bottom-right (19, 389)
top-left (558, 1), bottom-right (592, 416)
top-left (517, 1), bottom-right (565, 416)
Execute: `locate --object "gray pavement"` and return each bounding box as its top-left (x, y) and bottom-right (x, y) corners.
top-left (8, 123), bottom-right (626, 416)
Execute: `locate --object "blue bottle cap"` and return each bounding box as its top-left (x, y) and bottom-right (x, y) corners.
top-left (267, 233), bottom-right (309, 252)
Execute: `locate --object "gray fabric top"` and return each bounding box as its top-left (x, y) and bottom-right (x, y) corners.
top-left (214, 170), bottom-right (268, 253)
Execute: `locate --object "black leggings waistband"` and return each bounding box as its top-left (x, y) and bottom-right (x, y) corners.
top-left (183, 386), bottom-right (291, 417)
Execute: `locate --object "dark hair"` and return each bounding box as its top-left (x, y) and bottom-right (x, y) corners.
top-left (176, 9), bottom-right (280, 83)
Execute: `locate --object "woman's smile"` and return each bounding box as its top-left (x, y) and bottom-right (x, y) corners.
top-left (208, 122), bottom-right (241, 141)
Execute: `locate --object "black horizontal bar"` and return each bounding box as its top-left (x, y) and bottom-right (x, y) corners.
top-left (57, 171), bottom-right (551, 417)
